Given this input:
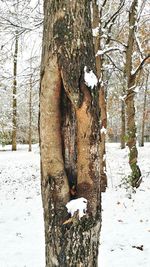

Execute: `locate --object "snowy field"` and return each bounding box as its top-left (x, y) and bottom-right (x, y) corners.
top-left (0, 144), bottom-right (45, 267)
top-left (0, 143), bottom-right (150, 267)
top-left (99, 143), bottom-right (150, 267)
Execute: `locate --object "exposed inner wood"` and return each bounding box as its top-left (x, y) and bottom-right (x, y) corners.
top-left (40, 55), bottom-right (70, 204)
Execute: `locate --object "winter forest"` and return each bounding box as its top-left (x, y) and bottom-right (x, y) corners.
top-left (0, 0), bottom-right (150, 266)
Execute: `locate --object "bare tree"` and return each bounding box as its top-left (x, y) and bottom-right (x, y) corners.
top-left (102, 0), bottom-right (149, 185)
top-left (120, 85), bottom-right (126, 149)
top-left (124, 0), bottom-right (150, 187)
top-left (0, 0), bottom-right (42, 147)
top-left (12, 30), bottom-right (18, 151)
top-left (92, 0), bottom-right (107, 192)
top-left (140, 70), bottom-right (149, 147)
top-left (28, 71), bottom-right (32, 152)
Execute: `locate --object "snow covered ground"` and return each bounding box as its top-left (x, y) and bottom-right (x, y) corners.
top-left (0, 144), bottom-right (45, 267)
top-left (0, 143), bottom-right (149, 266)
top-left (99, 143), bottom-right (150, 267)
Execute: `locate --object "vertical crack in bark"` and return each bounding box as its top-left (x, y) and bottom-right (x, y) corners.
top-left (60, 83), bottom-right (77, 199)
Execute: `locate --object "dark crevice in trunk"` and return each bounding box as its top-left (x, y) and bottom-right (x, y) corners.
top-left (60, 82), bottom-right (77, 199)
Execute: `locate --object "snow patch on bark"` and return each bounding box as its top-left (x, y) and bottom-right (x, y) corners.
top-left (119, 95), bottom-right (126, 101)
top-left (101, 126), bottom-right (107, 134)
top-left (92, 27), bottom-right (99, 37)
top-left (66, 197), bottom-right (87, 219)
top-left (84, 66), bottom-right (98, 89)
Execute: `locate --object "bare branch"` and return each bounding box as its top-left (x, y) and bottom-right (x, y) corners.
top-left (132, 54), bottom-right (150, 78)
top-left (125, 0), bottom-right (138, 78)
top-left (137, 0), bottom-right (146, 22)
top-left (99, 0), bottom-right (108, 18)
top-left (0, 16), bottom-right (31, 31)
top-left (135, 32), bottom-right (144, 60)
top-left (109, 38), bottom-right (127, 48)
top-left (105, 54), bottom-right (124, 72)
top-left (104, 0), bottom-right (126, 45)
top-left (104, 0), bottom-right (125, 29)
top-left (96, 47), bottom-right (125, 56)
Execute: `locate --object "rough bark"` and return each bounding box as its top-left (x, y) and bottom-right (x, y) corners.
top-left (124, 0), bottom-right (141, 187)
top-left (76, 82), bottom-right (101, 213)
top-left (99, 87), bottom-right (107, 192)
top-left (92, 0), bottom-right (107, 192)
top-left (61, 88), bottom-right (77, 197)
top-left (120, 100), bottom-right (126, 149)
top-left (140, 72), bottom-right (149, 147)
top-left (120, 84), bottom-right (126, 149)
top-left (28, 74), bottom-right (32, 152)
top-left (12, 32), bottom-right (18, 151)
top-left (40, 1), bottom-right (101, 266)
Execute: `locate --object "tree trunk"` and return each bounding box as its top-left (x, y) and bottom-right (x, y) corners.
top-left (124, 0), bottom-right (141, 187)
top-left (12, 31), bottom-right (18, 151)
top-left (99, 88), bottom-right (107, 192)
top-left (92, 0), bottom-right (107, 192)
top-left (28, 74), bottom-right (32, 152)
top-left (140, 72), bottom-right (149, 147)
top-left (125, 82), bottom-right (141, 187)
top-left (120, 98), bottom-right (126, 149)
top-left (40, 1), bottom-right (101, 266)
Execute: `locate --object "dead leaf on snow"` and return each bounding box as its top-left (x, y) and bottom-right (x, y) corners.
top-left (118, 219), bottom-right (123, 222)
top-left (132, 245), bottom-right (144, 251)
